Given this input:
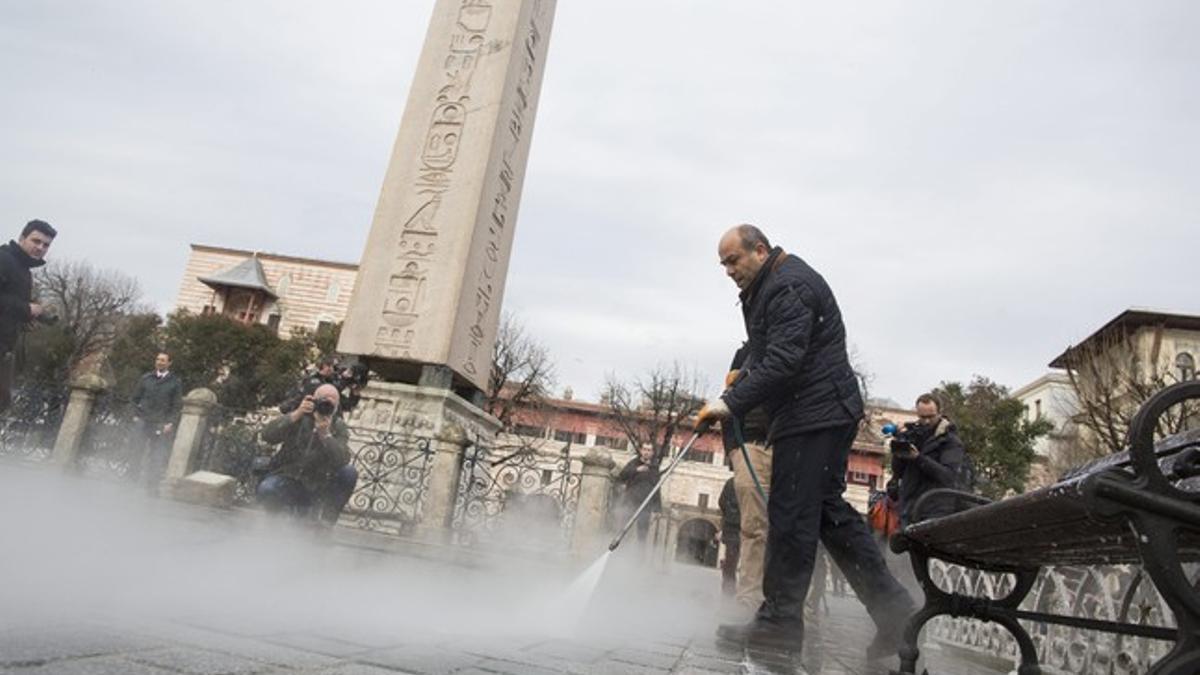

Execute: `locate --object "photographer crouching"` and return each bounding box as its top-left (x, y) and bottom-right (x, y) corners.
top-left (257, 383), bottom-right (358, 527)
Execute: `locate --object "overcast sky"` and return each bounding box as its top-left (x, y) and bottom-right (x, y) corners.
top-left (3, 1), bottom-right (1198, 407)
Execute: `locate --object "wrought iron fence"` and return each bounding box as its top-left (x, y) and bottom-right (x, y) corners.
top-left (194, 409), bottom-right (436, 534)
top-left (194, 408), bottom-right (277, 505)
top-left (452, 440), bottom-right (582, 550)
top-left (342, 429), bottom-right (435, 536)
top-left (0, 384), bottom-right (66, 463)
top-left (926, 561), bottom-right (1180, 674)
top-left (76, 394), bottom-right (140, 481)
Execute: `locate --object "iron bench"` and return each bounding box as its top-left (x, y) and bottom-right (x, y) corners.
top-left (889, 380), bottom-right (1200, 675)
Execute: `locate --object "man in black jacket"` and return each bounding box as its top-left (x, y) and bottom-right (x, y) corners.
top-left (0, 220), bottom-right (55, 412)
top-left (890, 393), bottom-right (967, 526)
top-left (616, 445), bottom-right (661, 543)
top-left (258, 384), bottom-right (358, 526)
top-left (131, 351), bottom-right (183, 489)
top-left (698, 224), bottom-right (913, 659)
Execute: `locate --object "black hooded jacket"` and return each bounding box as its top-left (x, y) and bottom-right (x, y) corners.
top-left (0, 241), bottom-right (43, 353)
top-left (721, 248), bottom-right (864, 441)
top-left (890, 417), bottom-right (966, 525)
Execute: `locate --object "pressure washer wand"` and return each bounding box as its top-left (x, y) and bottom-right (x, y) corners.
top-left (608, 422), bottom-right (710, 552)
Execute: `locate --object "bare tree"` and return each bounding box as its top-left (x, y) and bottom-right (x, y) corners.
top-left (1062, 327), bottom-right (1197, 457)
top-left (602, 362), bottom-right (706, 462)
top-left (485, 312), bottom-right (555, 432)
top-left (33, 259), bottom-right (146, 376)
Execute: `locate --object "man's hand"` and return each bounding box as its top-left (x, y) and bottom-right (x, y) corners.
top-left (636, 463), bottom-right (648, 473)
top-left (695, 399), bottom-right (730, 430)
top-left (724, 369), bottom-right (740, 389)
top-left (28, 302), bottom-right (43, 318)
top-left (288, 395), bottom-right (315, 423)
top-left (313, 412), bottom-right (332, 439)
top-left (162, 422), bottom-right (174, 435)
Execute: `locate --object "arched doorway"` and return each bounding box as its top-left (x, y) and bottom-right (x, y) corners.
top-left (675, 518), bottom-right (719, 567)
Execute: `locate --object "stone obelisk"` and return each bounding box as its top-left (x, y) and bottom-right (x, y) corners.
top-left (337, 0), bottom-right (556, 540)
top-left (340, 0), bottom-right (556, 396)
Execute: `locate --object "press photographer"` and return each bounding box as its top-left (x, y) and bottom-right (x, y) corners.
top-left (279, 355), bottom-right (368, 415)
top-left (885, 393), bottom-right (967, 526)
top-left (257, 383), bottom-right (359, 527)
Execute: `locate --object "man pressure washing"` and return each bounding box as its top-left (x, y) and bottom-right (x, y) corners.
top-left (697, 224), bottom-right (914, 660)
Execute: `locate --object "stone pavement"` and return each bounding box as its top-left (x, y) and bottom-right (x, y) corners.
top-left (0, 466), bottom-right (1012, 674)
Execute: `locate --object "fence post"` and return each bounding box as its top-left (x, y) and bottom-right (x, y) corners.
top-left (572, 447), bottom-right (616, 556)
top-left (50, 373), bottom-right (106, 469)
top-left (162, 388), bottom-right (218, 487)
top-left (417, 422), bottom-right (471, 542)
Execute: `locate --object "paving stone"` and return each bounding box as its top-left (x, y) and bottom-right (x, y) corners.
top-left (1, 654), bottom-right (175, 674)
top-left (262, 634), bottom-right (376, 659)
top-left (0, 625), bottom-right (162, 666)
top-left (356, 646), bottom-right (481, 675)
top-left (607, 647), bottom-right (683, 669)
top-left (127, 646), bottom-right (271, 674)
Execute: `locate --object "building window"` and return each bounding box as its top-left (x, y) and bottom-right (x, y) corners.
top-left (597, 435), bottom-right (629, 451)
top-left (201, 304), bottom-right (216, 316)
top-left (326, 281), bottom-right (341, 303)
top-left (553, 430), bottom-right (586, 444)
top-left (1034, 399), bottom-right (1042, 418)
top-left (317, 320), bottom-right (333, 334)
top-left (541, 469), bottom-right (553, 486)
top-left (698, 493), bottom-right (709, 509)
top-left (514, 424), bottom-right (544, 438)
top-left (684, 448), bottom-right (715, 464)
top-left (277, 274), bottom-right (291, 297)
top-left (849, 471), bottom-right (872, 485)
top-left (266, 314), bottom-right (281, 333)
top-left (1178, 353), bottom-right (1196, 381)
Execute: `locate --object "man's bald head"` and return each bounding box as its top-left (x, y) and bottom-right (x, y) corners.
top-left (718, 224), bottom-right (772, 291)
top-left (314, 384), bottom-right (340, 408)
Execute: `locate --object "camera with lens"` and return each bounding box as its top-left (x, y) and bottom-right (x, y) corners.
top-left (881, 422), bottom-right (920, 455)
top-left (313, 397), bottom-right (337, 416)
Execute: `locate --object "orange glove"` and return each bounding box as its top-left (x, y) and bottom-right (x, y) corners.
top-left (695, 399), bottom-right (730, 430)
top-left (724, 369), bottom-right (740, 389)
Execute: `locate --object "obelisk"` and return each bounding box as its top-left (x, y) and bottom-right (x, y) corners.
top-left (337, 0), bottom-right (556, 539)
top-left (340, 0), bottom-right (556, 394)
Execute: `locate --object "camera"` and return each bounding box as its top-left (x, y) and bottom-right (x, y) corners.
top-left (313, 398), bottom-right (337, 416)
top-left (882, 422), bottom-right (920, 454)
top-left (34, 313), bottom-right (59, 325)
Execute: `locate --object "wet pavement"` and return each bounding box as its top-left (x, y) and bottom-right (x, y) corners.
top-left (0, 465), bottom-right (1011, 674)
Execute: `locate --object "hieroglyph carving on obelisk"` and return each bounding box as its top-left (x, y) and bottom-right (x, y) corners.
top-left (339, 0), bottom-right (556, 391)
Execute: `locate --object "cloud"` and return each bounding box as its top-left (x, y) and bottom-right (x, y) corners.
top-left (3, 0), bottom-right (1198, 406)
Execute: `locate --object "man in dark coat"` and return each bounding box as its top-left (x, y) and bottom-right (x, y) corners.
top-left (258, 383), bottom-right (358, 526)
top-left (616, 445), bottom-right (661, 543)
top-left (0, 220), bottom-right (55, 412)
top-left (890, 393), bottom-right (967, 526)
top-left (130, 351), bottom-right (183, 489)
top-left (698, 224), bottom-right (913, 659)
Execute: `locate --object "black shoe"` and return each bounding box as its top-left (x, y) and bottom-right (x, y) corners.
top-left (716, 618), bottom-right (803, 653)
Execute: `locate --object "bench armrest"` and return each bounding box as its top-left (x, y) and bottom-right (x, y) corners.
top-left (910, 487), bottom-right (992, 524)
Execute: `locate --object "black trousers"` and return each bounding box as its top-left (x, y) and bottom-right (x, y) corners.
top-left (758, 423), bottom-right (911, 628)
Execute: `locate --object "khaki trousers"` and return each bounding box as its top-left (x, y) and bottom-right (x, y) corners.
top-left (729, 441), bottom-right (772, 608)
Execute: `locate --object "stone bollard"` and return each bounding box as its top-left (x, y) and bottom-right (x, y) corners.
top-left (417, 422), bottom-right (471, 542)
top-left (161, 388), bottom-right (218, 490)
top-left (50, 373), bottom-right (107, 469)
top-left (571, 447), bottom-right (616, 557)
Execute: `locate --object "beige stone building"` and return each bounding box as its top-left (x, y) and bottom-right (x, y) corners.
top-left (174, 244), bottom-right (358, 337)
top-left (1049, 307), bottom-right (1200, 459)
